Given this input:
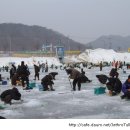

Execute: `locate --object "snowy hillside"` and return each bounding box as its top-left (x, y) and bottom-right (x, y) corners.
top-left (0, 49), bottom-right (129, 66)
top-left (78, 48), bottom-right (130, 63)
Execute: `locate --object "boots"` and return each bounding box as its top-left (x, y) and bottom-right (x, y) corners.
top-left (121, 95), bottom-right (126, 99)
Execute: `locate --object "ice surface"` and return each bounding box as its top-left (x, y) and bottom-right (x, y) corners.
top-left (0, 60), bottom-right (130, 119)
top-left (0, 50), bottom-right (130, 119)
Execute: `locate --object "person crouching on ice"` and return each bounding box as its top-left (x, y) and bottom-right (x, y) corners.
top-left (66, 68), bottom-right (82, 91)
top-left (106, 76), bottom-right (122, 96)
top-left (121, 75), bottom-right (130, 99)
top-left (0, 87), bottom-right (21, 105)
top-left (41, 73), bottom-right (57, 91)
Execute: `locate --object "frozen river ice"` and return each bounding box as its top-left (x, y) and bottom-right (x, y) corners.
top-left (0, 65), bottom-right (130, 119)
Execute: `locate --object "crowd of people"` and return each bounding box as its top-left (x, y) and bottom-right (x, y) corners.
top-left (0, 60), bottom-right (130, 107)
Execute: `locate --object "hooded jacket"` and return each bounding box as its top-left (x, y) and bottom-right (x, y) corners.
top-left (66, 68), bottom-right (81, 79)
top-left (122, 80), bottom-right (130, 94)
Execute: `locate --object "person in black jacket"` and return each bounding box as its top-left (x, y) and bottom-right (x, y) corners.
top-left (17, 61), bottom-right (30, 89)
top-left (0, 74), bottom-right (2, 81)
top-left (109, 68), bottom-right (119, 78)
top-left (106, 77), bottom-right (122, 96)
top-left (10, 64), bottom-right (16, 79)
top-left (41, 72), bottom-right (58, 91)
top-left (99, 61), bottom-right (103, 71)
top-left (11, 73), bottom-right (20, 86)
top-left (66, 68), bottom-right (82, 91)
top-left (34, 64), bottom-right (40, 80)
top-left (0, 87), bottom-right (21, 105)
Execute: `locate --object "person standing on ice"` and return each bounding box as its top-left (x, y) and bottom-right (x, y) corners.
top-left (66, 68), bottom-right (82, 91)
top-left (10, 64), bottom-right (16, 79)
top-left (0, 74), bottom-right (2, 81)
top-left (34, 64), bottom-right (40, 80)
top-left (41, 63), bottom-right (45, 72)
top-left (17, 61), bottom-right (30, 89)
top-left (115, 61), bottom-right (119, 69)
top-left (45, 62), bottom-right (48, 72)
top-left (99, 61), bottom-right (103, 71)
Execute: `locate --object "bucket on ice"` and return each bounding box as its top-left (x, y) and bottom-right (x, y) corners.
top-left (94, 87), bottom-right (106, 95)
top-left (38, 84), bottom-right (44, 91)
top-left (2, 81), bottom-right (7, 85)
top-left (29, 82), bottom-right (36, 89)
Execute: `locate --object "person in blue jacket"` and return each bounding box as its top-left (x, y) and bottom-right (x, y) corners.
top-left (121, 75), bottom-right (130, 99)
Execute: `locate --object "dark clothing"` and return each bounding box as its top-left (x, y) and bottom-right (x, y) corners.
top-left (10, 68), bottom-right (15, 79)
top-left (11, 73), bottom-right (19, 86)
top-left (0, 88), bottom-right (21, 104)
top-left (81, 69), bottom-right (91, 83)
top-left (66, 68), bottom-right (81, 79)
top-left (17, 64), bottom-right (30, 87)
top-left (106, 77), bottom-right (122, 95)
top-left (96, 74), bottom-right (108, 84)
top-left (21, 76), bottom-right (29, 88)
top-left (45, 63), bottom-right (48, 72)
top-left (73, 77), bottom-right (81, 91)
top-left (0, 74), bottom-right (2, 81)
top-left (81, 69), bottom-right (85, 75)
top-left (34, 65), bottom-right (40, 80)
top-left (109, 68), bottom-right (119, 78)
top-left (66, 68), bottom-right (82, 91)
top-left (49, 72), bottom-right (58, 80)
top-left (10, 65), bottom-right (16, 79)
top-left (99, 62), bottom-right (103, 71)
top-left (17, 64), bottom-right (30, 77)
top-left (80, 74), bottom-right (92, 83)
top-left (41, 74), bottom-right (54, 91)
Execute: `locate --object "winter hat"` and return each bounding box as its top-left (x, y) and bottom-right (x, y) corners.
top-left (65, 69), bottom-right (72, 74)
top-left (21, 61), bottom-right (24, 65)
